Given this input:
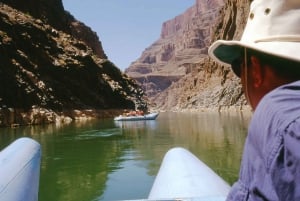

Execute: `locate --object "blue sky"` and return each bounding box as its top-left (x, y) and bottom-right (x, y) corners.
top-left (62, 0), bottom-right (195, 71)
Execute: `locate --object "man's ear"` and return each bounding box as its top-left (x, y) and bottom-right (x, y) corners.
top-left (250, 56), bottom-right (263, 88)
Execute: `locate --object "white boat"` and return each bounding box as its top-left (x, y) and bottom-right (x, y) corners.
top-left (0, 137), bottom-right (41, 201)
top-left (114, 112), bottom-right (159, 121)
top-left (122, 147), bottom-right (230, 201)
top-left (148, 147), bottom-right (230, 201)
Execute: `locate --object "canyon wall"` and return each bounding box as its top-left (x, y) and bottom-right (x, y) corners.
top-left (0, 0), bottom-right (107, 59)
top-left (125, 0), bottom-right (225, 101)
top-left (0, 1), bottom-right (146, 126)
top-left (126, 0), bottom-right (251, 111)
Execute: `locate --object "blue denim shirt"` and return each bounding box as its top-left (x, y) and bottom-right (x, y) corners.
top-left (226, 81), bottom-right (300, 201)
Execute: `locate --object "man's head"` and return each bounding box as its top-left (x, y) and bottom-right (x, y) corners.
top-left (208, 0), bottom-right (300, 110)
top-left (232, 48), bottom-right (300, 109)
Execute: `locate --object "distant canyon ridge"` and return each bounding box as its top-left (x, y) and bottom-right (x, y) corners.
top-left (126, 0), bottom-right (251, 111)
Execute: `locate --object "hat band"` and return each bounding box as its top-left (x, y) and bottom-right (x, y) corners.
top-left (255, 35), bottom-right (300, 43)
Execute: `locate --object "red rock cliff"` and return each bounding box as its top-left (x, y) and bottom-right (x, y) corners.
top-left (125, 0), bottom-right (224, 101)
top-left (126, 0), bottom-right (251, 111)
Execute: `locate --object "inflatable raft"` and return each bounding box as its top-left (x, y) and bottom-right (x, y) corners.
top-left (114, 112), bottom-right (159, 121)
top-left (148, 147), bottom-right (230, 200)
top-left (0, 138), bottom-right (41, 201)
top-left (123, 147), bottom-right (230, 201)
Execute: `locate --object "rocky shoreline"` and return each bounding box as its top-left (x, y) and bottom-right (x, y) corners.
top-left (155, 105), bottom-right (251, 114)
top-left (0, 106), bottom-right (127, 127)
top-left (0, 105), bottom-right (253, 128)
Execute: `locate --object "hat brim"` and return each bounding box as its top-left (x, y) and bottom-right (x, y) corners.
top-left (208, 40), bottom-right (243, 66)
top-left (208, 39), bottom-right (300, 66)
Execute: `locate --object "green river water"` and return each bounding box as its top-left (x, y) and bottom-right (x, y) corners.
top-left (0, 111), bottom-right (251, 201)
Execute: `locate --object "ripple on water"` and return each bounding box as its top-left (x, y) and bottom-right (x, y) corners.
top-left (73, 128), bottom-right (122, 140)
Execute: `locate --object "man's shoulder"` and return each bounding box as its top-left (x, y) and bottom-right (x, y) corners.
top-left (254, 80), bottom-right (300, 127)
top-left (262, 80), bottom-right (300, 106)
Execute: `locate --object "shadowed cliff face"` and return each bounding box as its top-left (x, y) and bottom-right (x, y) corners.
top-left (0, 2), bottom-right (147, 126)
top-left (126, 0), bottom-right (251, 111)
top-left (0, 0), bottom-right (106, 59)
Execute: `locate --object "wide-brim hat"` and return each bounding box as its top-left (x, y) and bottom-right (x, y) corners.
top-left (208, 0), bottom-right (300, 67)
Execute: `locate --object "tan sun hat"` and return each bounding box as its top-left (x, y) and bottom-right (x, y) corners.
top-left (208, 0), bottom-right (300, 66)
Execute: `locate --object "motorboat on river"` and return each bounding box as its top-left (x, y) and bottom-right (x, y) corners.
top-left (114, 112), bottom-right (159, 121)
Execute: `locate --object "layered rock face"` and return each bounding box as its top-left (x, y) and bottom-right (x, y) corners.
top-left (125, 0), bottom-right (224, 100)
top-left (0, 2), bottom-right (146, 126)
top-left (126, 0), bottom-right (251, 111)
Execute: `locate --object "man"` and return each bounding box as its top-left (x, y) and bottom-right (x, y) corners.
top-left (208, 0), bottom-right (300, 200)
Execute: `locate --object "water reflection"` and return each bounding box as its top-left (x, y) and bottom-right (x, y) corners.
top-left (102, 111), bottom-right (250, 200)
top-left (0, 111), bottom-right (251, 201)
top-left (116, 111), bottom-right (250, 185)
